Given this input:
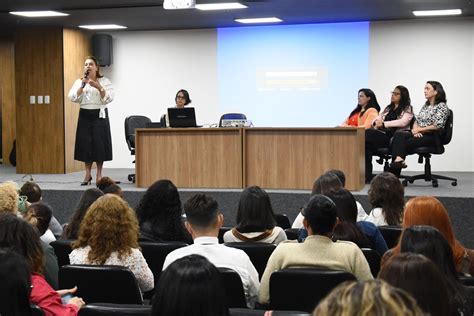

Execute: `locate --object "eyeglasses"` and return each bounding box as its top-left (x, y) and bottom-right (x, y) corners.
top-left (391, 91), bottom-right (401, 96)
top-left (176, 95), bottom-right (186, 100)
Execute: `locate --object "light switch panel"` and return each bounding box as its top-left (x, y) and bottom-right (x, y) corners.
top-left (37, 96), bottom-right (43, 104)
top-left (29, 96), bottom-right (35, 104)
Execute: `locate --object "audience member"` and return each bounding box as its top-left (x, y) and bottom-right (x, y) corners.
top-left (378, 253), bottom-right (451, 316)
top-left (224, 186), bottom-right (287, 244)
top-left (313, 280), bottom-right (424, 316)
top-left (0, 181), bottom-right (19, 214)
top-left (96, 176), bottom-right (123, 198)
top-left (152, 254), bottom-right (229, 316)
top-left (365, 172), bottom-right (404, 226)
top-left (0, 249), bottom-right (32, 316)
top-left (62, 188), bottom-right (104, 240)
top-left (163, 193), bottom-right (259, 308)
top-left (258, 194), bottom-right (372, 305)
top-left (0, 213), bottom-right (84, 315)
top-left (136, 179), bottom-right (191, 243)
top-left (70, 194), bottom-right (154, 292)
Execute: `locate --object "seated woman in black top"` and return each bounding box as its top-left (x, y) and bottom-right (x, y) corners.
top-left (365, 85), bottom-right (413, 183)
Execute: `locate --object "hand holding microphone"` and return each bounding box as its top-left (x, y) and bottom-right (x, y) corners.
top-left (81, 69), bottom-right (90, 88)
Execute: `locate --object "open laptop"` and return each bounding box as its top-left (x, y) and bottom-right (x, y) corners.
top-left (167, 107), bottom-right (197, 128)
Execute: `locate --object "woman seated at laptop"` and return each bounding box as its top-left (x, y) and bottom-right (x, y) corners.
top-left (162, 89), bottom-right (192, 127)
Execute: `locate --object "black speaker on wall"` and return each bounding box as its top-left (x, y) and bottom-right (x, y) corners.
top-left (92, 34), bottom-right (113, 67)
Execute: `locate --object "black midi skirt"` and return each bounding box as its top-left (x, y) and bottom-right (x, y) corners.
top-left (74, 108), bottom-right (113, 163)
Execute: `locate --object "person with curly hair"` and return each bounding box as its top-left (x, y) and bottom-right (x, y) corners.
top-left (69, 194), bottom-right (154, 292)
top-left (365, 172), bottom-right (404, 226)
top-left (136, 179), bottom-right (191, 243)
top-left (0, 181), bottom-right (19, 214)
top-left (96, 176), bottom-right (123, 198)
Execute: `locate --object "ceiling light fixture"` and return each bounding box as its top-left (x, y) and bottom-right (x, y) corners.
top-left (235, 17), bottom-right (282, 24)
top-left (9, 11), bottom-right (69, 17)
top-left (196, 3), bottom-right (247, 10)
top-left (79, 24), bottom-right (128, 30)
top-left (412, 9), bottom-right (462, 16)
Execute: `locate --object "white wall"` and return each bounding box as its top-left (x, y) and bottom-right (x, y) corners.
top-left (103, 18), bottom-right (473, 171)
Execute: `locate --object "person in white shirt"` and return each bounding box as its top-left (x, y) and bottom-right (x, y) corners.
top-left (68, 56), bottom-right (114, 185)
top-left (163, 193), bottom-right (259, 308)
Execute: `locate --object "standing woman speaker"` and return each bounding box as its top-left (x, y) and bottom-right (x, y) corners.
top-left (68, 56), bottom-right (114, 185)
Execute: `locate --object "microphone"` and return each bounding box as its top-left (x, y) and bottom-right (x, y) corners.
top-left (81, 69), bottom-right (90, 88)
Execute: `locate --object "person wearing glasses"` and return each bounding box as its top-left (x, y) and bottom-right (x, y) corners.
top-left (163, 89), bottom-right (192, 127)
top-left (340, 88), bottom-right (380, 129)
top-left (365, 86), bottom-right (413, 183)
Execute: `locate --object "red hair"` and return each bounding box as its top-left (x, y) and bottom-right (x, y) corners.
top-left (393, 196), bottom-right (466, 271)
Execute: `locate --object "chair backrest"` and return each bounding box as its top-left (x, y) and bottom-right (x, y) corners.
top-left (269, 268), bottom-right (356, 312)
top-left (59, 265), bottom-right (143, 304)
top-left (30, 304), bottom-right (45, 316)
top-left (224, 242), bottom-right (276, 280)
top-left (218, 267), bottom-right (248, 308)
top-left (284, 228), bottom-right (300, 241)
top-left (124, 116), bottom-right (152, 151)
top-left (361, 248), bottom-right (381, 277)
top-left (440, 109), bottom-right (453, 145)
top-left (275, 214), bottom-right (291, 230)
top-left (50, 239), bottom-right (74, 267)
top-left (219, 113), bottom-right (247, 127)
top-left (78, 303), bottom-right (152, 316)
top-left (229, 308), bottom-right (310, 316)
top-left (378, 225), bottom-right (402, 249)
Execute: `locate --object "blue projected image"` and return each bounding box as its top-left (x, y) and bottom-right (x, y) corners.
top-left (217, 22), bottom-right (369, 127)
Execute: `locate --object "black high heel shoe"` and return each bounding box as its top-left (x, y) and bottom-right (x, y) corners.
top-left (81, 176), bottom-right (93, 186)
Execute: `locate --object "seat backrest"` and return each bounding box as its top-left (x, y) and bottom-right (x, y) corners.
top-left (378, 225), bottom-right (402, 249)
top-left (284, 228), bottom-right (300, 241)
top-left (229, 308), bottom-right (310, 316)
top-left (218, 267), bottom-right (248, 308)
top-left (275, 214), bottom-right (291, 230)
top-left (59, 265), bottom-right (143, 304)
top-left (269, 268), bottom-right (356, 312)
top-left (50, 239), bottom-right (74, 267)
top-left (219, 113), bottom-right (247, 127)
top-left (361, 248), bottom-right (381, 277)
top-left (440, 109), bottom-right (453, 145)
top-left (124, 116), bottom-right (152, 150)
top-left (224, 242), bottom-right (276, 280)
top-left (30, 304), bottom-right (45, 316)
top-left (78, 303), bottom-right (151, 316)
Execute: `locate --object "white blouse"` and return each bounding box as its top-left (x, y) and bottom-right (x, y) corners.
top-left (364, 207), bottom-right (388, 226)
top-left (69, 246), bottom-right (154, 292)
top-left (68, 77), bottom-right (114, 118)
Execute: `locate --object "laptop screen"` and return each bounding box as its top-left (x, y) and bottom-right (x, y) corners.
top-left (167, 107), bottom-right (197, 128)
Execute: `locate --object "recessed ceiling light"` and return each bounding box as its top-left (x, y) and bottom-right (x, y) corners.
top-left (9, 11), bottom-right (69, 17)
top-left (413, 9), bottom-right (462, 16)
top-left (196, 3), bottom-right (247, 10)
top-left (235, 17), bottom-right (282, 24)
top-left (79, 24), bottom-right (128, 30)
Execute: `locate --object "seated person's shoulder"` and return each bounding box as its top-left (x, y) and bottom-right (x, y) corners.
top-left (334, 239), bottom-right (360, 250)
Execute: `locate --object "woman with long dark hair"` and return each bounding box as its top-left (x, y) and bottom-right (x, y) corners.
top-left (366, 172), bottom-right (404, 226)
top-left (341, 88), bottom-right (380, 129)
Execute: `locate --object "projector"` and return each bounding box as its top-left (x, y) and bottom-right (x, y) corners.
top-left (163, 0), bottom-right (195, 9)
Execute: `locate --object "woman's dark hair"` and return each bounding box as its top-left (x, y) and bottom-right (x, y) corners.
top-left (384, 85), bottom-right (412, 117)
top-left (62, 188), bottom-right (104, 239)
top-left (378, 252), bottom-right (452, 316)
top-left (368, 172), bottom-right (404, 225)
top-left (326, 189), bottom-right (370, 248)
top-left (0, 248), bottom-right (32, 316)
top-left (136, 179), bottom-right (189, 242)
top-left (96, 176), bottom-right (116, 191)
top-left (400, 225), bottom-right (470, 313)
top-left (19, 181), bottom-right (42, 203)
top-left (328, 169), bottom-right (346, 187)
top-left (235, 186), bottom-right (276, 233)
top-left (175, 89), bottom-right (192, 105)
top-left (349, 88), bottom-right (380, 118)
top-left (0, 213), bottom-right (44, 274)
top-left (425, 81), bottom-right (447, 105)
top-left (24, 202), bottom-right (53, 236)
top-left (152, 254), bottom-right (229, 316)
top-left (311, 171), bottom-right (343, 196)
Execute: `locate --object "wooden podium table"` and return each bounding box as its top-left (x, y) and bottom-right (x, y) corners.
top-left (135, 127), bottom-right (364, 190)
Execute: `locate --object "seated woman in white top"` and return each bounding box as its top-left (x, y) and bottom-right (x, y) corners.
top-left (69, 194), bottom-right (154, 292)
top-left (365, 172), bottom-right (404, 226)
top-left (224, 186), bottom-right (287, 244)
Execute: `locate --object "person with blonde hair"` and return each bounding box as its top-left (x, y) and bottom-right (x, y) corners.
top-left (69, 194), bottom-right (154, 292)
top-left (313, 279), bottom-right (424, 316)
top-left (0, 181), bottom-right (19, 214)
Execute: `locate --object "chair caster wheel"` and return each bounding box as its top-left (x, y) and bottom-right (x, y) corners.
top-left (452, 181), bottom-right (457, 186)
top-left (128, 174), bottom-right (133, 181)
top-left (432, 181), bottom-right (438, 188)
top-left (402, 180), bottom-right (408, 187)
top-left (409, 179), bottom-right (414, 183)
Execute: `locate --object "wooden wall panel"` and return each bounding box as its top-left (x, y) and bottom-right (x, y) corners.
top-left (15, 28), bottom-right (65, 173)
top-left (63, 29), bottom-right (91, 173)
top-left (0, 39), bottom-right (15, 166)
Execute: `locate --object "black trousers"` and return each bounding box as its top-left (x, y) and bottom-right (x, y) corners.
top-left (365, 129), bottom-right (391, 182)
top-left (391, 131), bottom-right (440, 160)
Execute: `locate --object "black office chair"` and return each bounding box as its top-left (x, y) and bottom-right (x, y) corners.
top-left (124, 115), bottom-right (152, 183)
top-left (219, 113), bottom-right (247, 127)
top-left (361, 248), bottom-right (381, 277)
top-left (30, 304), bottom-right (45, 316)
top-left (401, 109), bottom-right (457, 187)
top-left (374, 147), bottom-right (391, 172)
top-left (378, 225), bottom-right (402, 249)
top-left (218, 267), bottom-right (248, 308)
top-left (230, 309), bottom-right (310, 316)
top-left (275, 214), bottom-right (291, 230)
top-left (224, 242), bottom-right (276, 280)
top-left (78, 303), bottom-right (151, 316)
top-left (269, 268), bottom-right (356, 312)
top-left (59, 265), bottom-right (143, 304)
top-left (50, 239), bottom-right (74, 267)
top-left (284, 228), bottom-right (300, 241)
